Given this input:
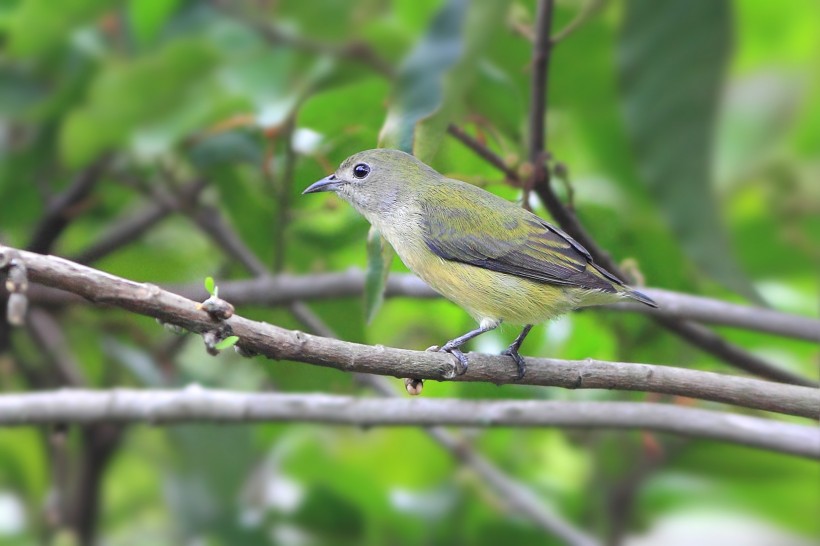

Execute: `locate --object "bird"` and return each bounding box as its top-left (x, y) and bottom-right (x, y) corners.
top-left (303, 149), bottom-right (657, 379)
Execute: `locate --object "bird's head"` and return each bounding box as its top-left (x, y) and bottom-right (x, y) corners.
top-left (302, 148), bottom-right (435, 219)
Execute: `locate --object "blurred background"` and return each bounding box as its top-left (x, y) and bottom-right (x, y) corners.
top-left (0, 0), bottom-right (818, 545)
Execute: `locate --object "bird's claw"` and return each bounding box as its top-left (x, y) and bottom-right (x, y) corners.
top-left (439, 346), bottom-right (469, 376)
top-left (501, 347), bottom-right (527, 380)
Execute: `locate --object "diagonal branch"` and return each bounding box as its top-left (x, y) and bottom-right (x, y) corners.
top-left (27, 156), bottom-right (110, 254)
top-left (73, 180), bottom-right (206, 265)
top-left (0, 389), bottom-right (817, 460)
top-left (3, 246), bottom-right (817, 418)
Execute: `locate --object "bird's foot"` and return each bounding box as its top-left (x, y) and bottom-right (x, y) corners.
top-left (427, 344), bottom-right (469, 376)
top-left (501, 346), bottom-right (527, 380)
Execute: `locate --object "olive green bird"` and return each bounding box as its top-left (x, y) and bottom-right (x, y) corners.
top-left (303, 149), bottom-right (657, 379)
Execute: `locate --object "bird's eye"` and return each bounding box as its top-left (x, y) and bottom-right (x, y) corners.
top-left (352, 163), bottom-right (371, 179)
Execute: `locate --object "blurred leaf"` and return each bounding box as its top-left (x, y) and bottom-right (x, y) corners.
top-left (0, 429), bottom-right (47, 500)
top-left (166, 425), bottom-right (257, 540)
top-left (716, 73), bottom-right (801, 184)
top-left (618, 0), bottom-right (762, 302)
top-left (103, 337), bottom-right (168, 387)
top-left (379, 0), bottom-right (468, 154)
top-left (293, 485), bottom-right (366, 542)
top-left (364, 226), bottom-right (395, 323)
top-left (0, 66), bottom-right (46, 116)
top-left (60, 38), bottom-right (217, 167)
top-left (414, 0), bottom-right (511, 162)
top-left (127, 0), bottom-right (181, 48)
top-left (298, 77), bottom-right (390, 157)
top-left (380, 0), bottom-right (511, 162)
top-left (188, 131), bottom-right (264, 168)
top-left (466, 60), bottom-right (525, 140)
top-left (6, 0), bottom-right (111, 58)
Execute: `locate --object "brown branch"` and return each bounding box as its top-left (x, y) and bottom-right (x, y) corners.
top-left (446, 124), bottom-right (520, 182)
top-left (525, 0), bottom-right (556, 208)
top-left (20, 272), bottom-right (820, 345)
top-left (27, 309), bottom-right (86, 387)
top-left (23, 300), bottom-right (123, 545)
top-left (71, 424), bottom-right (122, 546)
top-left (4, 246), bottom-right (818, 418)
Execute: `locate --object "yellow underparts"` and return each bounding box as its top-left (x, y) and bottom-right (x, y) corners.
top-left (407, 254), bottom-right (623, 326)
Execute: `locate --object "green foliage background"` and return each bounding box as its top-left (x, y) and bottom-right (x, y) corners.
top-left (0, 0), bottom-right (818, 544)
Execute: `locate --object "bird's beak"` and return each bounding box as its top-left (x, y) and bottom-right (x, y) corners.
top-left (303, 174), bottom-right (343, 194)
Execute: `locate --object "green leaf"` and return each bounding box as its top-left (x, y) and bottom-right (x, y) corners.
top-left (0, 66), bottom-right (47, 117)
top-left (413, 0), bottom-right (511, 162)
top-left (203, 276), bottom-right (216, 296)
top-left (59, 38), bottom-right (217, 167)
top-left (6, 0), bottom-right (111, 58)
top-left (379, 0), bottom-right (510, 161)
top-left (214, 336), bottom-right (239, 351)
top-left (379, 0), bottom-right (468, 155)
top-left (363, 226), bottom-right (395, 324)
top-left (618, 0), bottom-right (763, 302)
top-left (127, 0), bottom-right (181, 48)
top-left (716, 74), bottom-right (801, 184)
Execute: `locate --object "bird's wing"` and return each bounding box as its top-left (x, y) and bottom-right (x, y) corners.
top-left (420, 184), bottom-right (624, 292)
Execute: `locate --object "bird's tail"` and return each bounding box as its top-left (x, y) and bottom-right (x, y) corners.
top-left (623, 288), bottom-right (658, 308)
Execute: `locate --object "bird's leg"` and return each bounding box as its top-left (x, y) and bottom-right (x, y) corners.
top-left (501, 324), bottom-right (533, 380)
top-left (433, 323), bottom-right (498, 376)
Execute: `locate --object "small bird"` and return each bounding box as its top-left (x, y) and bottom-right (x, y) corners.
top-left (303, 149), bottom-right (657, 379)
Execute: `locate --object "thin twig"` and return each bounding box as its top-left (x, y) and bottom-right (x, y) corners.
top-left (272, 117), bottom-right (297, 272)
top-left (551, 0), bottom-right (607, 45)
top-left (26, 309), bottom-right (86, 387)
top-left (27, 156), bottom-right (110, 254)
top-left (5, 246), bottom-right (818, 418)
top-left (446, 124), bottom-right (520, 182)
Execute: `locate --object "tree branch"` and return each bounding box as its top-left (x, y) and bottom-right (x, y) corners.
top-left (529, 0), bottom-right (555, 158)
top-left (0, 389), bottom-right (816, 459)
top-left (3, 246), bottom-right (817, 418)
top-left (23, 271), bottom-right (820, 344)
top-left (526, 0), bottom-right (556, 208)
top-left (446, 124), bottom-right (520, 182)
